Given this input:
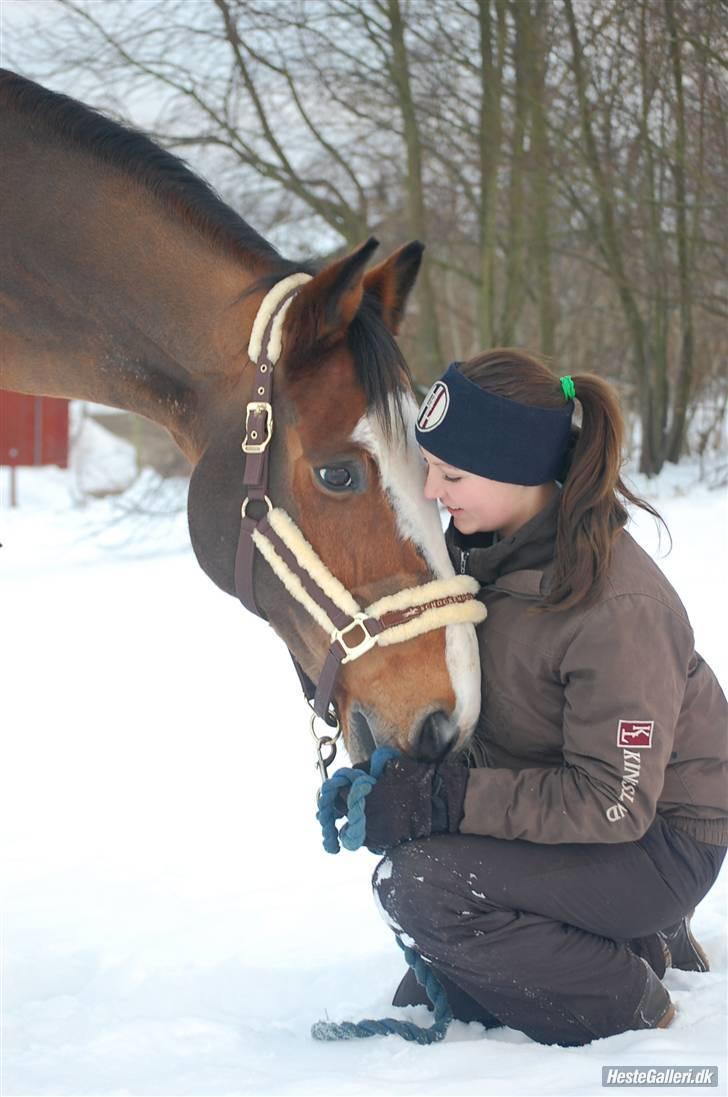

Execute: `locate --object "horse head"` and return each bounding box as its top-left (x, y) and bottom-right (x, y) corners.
top-left (188, 239), bottom-right (483, 764)
top-left (0, 72), bottom-right (480, 766)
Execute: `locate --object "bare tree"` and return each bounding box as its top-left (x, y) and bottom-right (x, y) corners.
top-left (4, 0), bottom-right (726, 470)
top-left (561, 0), bottom-right (725, 473)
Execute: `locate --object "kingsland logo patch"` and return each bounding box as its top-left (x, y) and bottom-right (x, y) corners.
top-left (416, 381), bottom-right (450, 432)
top-left (606, 749), bottom-right (643, 823)
top-left (617, 719), bottom-right (654, 749)
top-left (606, 719), bottom-right (653, 823)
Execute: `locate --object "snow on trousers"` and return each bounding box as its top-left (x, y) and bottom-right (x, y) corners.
top-left (373, 814), bottom-right (726, 1046)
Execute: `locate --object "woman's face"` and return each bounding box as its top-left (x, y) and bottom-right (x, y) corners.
top-left (420, 447), bottom-right (543, 537)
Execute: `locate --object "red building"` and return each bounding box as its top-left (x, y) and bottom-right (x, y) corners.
top-left (0, 392), bottom-right (70, 468)
top-left (0, 392), bottom-right (70, 504)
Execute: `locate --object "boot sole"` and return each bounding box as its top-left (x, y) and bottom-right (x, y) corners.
top-left (657, 1001), bottom-right (677, 1029)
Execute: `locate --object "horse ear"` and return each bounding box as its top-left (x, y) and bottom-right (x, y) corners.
top-left (363, 241), bottom-right (424, 334)
top-left (285, 237), bottom-right (380, 355)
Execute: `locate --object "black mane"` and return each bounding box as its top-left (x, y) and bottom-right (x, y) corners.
top-left (1, 69), bottom-right (411, 425)
top-left (0, 68), bottom-right (282, 267)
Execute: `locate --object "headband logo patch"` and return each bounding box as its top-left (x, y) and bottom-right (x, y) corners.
top-left (416, 381), bottom-right (450, 432)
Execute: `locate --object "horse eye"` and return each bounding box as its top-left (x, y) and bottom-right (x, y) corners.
top-left (316, 466), bottom-right (354, 491)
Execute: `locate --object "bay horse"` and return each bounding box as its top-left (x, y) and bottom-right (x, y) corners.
top-left (0, 70), bottom-right (484, 766)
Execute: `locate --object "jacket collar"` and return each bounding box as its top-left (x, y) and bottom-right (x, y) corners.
top-left (445, 489), bottom-right (560, 591)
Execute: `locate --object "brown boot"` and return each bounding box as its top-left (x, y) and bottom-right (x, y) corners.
top-left (658, 910), bottom-right (710, 973)
top-left (628, 933), bottom-right (672, 978)
top-left (631, 961), bottom-right (677, 1031)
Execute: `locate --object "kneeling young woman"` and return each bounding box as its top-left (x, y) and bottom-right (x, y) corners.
top-left (362, 349), bottom-right (727, 1046)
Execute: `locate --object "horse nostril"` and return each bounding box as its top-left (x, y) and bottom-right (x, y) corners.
top-left (413, 710), bottom-right (457, 763)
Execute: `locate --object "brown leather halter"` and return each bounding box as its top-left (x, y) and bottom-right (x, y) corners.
top-left (233, 275), bottom-right (484, 775)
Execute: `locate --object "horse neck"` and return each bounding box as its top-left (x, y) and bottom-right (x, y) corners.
top-left (0, 114), bottom-right (276, 462)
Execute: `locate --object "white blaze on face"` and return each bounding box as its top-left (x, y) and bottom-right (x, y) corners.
top-left (351, 393), bottom-right (481, 742)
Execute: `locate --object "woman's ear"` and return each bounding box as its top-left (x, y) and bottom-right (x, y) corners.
top-left (363, 241), bottom-right (424, 334)
top-left (283, 237), bottom-right (379, 355)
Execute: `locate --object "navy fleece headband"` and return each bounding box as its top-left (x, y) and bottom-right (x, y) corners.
top-left (415, 362), bottom-right (574, 486)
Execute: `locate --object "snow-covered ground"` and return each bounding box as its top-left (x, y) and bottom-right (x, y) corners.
top-left (1, 453), bottom-right (727, 1097)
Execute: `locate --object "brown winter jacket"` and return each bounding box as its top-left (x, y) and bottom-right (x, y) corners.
top-left (446, 492), bottom-right (728, 847)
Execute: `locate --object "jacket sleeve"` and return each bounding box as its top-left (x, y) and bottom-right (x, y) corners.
top-left (459, 593), bottom-right (694, 843)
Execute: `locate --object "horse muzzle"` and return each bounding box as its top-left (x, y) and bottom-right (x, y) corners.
top-left (348, 702), bottom-right (462, 765)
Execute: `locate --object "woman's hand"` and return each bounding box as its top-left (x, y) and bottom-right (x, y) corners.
top-left (361, 755), bottom-right (469, 852)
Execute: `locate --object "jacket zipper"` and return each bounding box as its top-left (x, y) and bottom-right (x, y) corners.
top-left (460, 549), bottom-right (470, 575)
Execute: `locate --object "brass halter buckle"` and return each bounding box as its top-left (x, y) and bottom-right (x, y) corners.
top-left (332, 612), bottom-right (378, 664)
top-left (242, 401), bottom-right (273, 454)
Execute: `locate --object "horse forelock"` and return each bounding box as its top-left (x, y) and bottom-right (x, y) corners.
top-left (346, 293), bottom-right (413, 438)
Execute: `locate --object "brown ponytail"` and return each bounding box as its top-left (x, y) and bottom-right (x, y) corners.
top-left (459, 349), bottom-right (668, 611)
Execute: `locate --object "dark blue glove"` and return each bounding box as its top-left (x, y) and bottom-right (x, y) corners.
top-left (361, 755), bottom-right (469, 853)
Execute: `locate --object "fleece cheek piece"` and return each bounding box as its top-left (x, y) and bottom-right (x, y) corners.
top-left (415, 362), bottom-right (574, 486)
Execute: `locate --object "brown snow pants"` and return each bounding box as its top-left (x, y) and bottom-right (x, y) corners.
top-left (373, 814), bottom-right (725, 1046)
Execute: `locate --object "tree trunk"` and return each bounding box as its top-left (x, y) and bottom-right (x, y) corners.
top-left (477, 0), bottom-right (506, 347)
top-left (500, 0), bottom-right (530, 345)
top-left (529, 0), bottom-right (557, 356)
top-left (387, 0), bottom-right (442, 378)
top-left (564, 0), bottom-right (657, 471)
top-left (664, 0), bottom-right (695, 463)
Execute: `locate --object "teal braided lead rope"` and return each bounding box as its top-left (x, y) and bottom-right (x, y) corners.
top-left (315, 746), bottom-right (399, 854)
top-left (312, 746), bottom-right (454, 1043)
top-left (362, 745), bottom-right (400, 781)
top-left (338, 773), bottom-right (377, 850)
top-left (315, 767), bottom-right (369, 854)
top-left (311, 937), bottom-right (453, 1045)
